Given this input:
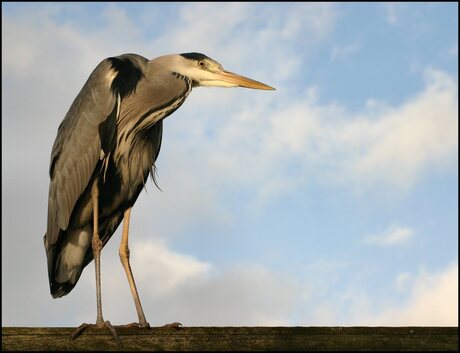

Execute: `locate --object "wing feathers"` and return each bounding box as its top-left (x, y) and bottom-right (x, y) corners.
top-left (46, 59), bottom-right (120, 246)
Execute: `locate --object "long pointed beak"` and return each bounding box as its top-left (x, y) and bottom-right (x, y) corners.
top-left (214, 70), bottom-right (275, 90)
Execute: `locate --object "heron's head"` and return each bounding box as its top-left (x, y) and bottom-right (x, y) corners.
top-left (163, 52), bottom-right (275, 90)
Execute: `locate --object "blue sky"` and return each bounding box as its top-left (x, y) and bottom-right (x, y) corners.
top-left (2, 2), bottom-right (458, 327)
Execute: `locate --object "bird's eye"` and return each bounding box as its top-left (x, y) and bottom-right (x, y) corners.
top-left (198, 61), bottom-right (206, 68)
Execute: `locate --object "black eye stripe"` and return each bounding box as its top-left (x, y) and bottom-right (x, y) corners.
top-left (180, 52), bottom-right (210, 61)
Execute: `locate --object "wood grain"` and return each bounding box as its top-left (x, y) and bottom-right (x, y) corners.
top-left (2, 326), bottom-right (458, 351)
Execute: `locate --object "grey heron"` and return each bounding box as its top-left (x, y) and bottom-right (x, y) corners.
top-left (43, 52), bottom-right (274, 341)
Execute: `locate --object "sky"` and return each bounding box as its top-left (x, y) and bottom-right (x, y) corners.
top-left (2, 2), bottom-right (458, 327)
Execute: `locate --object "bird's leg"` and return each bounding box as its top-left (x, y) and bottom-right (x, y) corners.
top-left (119, 208), bottom-right (149, 328)
top-left (92, 182), bottom-right (105, 325)
top-left (70, 181), bottom-right (120, 344)
top-left (91, 182), bottom-right (120, 340)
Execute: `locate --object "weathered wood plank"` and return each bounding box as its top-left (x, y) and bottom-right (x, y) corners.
top-left (2, 327), bottom-right (458, 351)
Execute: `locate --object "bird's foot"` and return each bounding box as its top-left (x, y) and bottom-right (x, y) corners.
top-left (119, 321), bottom-right (180, 329)
top-left (162, 322), bottom-right (183, 330)
top-left (119, 321), bottom-right (150, 328)
top-left (70, 320), bottom-right (121, 345)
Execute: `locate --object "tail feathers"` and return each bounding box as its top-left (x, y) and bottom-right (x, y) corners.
top-left (44, 227), bottom-right (92, 298)
top-left (44, 214), bottom-right (124, 298)
top-left (51, 281), bottom-right (78, 299)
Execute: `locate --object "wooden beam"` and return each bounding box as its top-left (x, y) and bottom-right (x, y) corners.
top-left (2, 326), bottom-right (458, 351)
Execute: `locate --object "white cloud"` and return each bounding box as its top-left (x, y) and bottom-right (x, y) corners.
top-left (349, 69), bottom-right (458, 189)
top-left (157, 264), bottom-right (300, 326)
top-left (363, 226), bottom-right (415, 246)
top-left (131, 240), bottom-right (211, 296)
top-left (301, 261), bottom-right (458, 326)
top-left (367, 263), bottom-right (458, 325)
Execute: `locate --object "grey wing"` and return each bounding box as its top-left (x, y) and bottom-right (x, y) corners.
top-left (45, 59), bottom-right (120, 250)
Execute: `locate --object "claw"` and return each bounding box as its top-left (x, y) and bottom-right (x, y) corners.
top-left (162, 322), bottom-right (183, 330)
top-left (103, 320), bottom-right (121, 345)
top-left (70, 323), bottom-right (90, 340)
